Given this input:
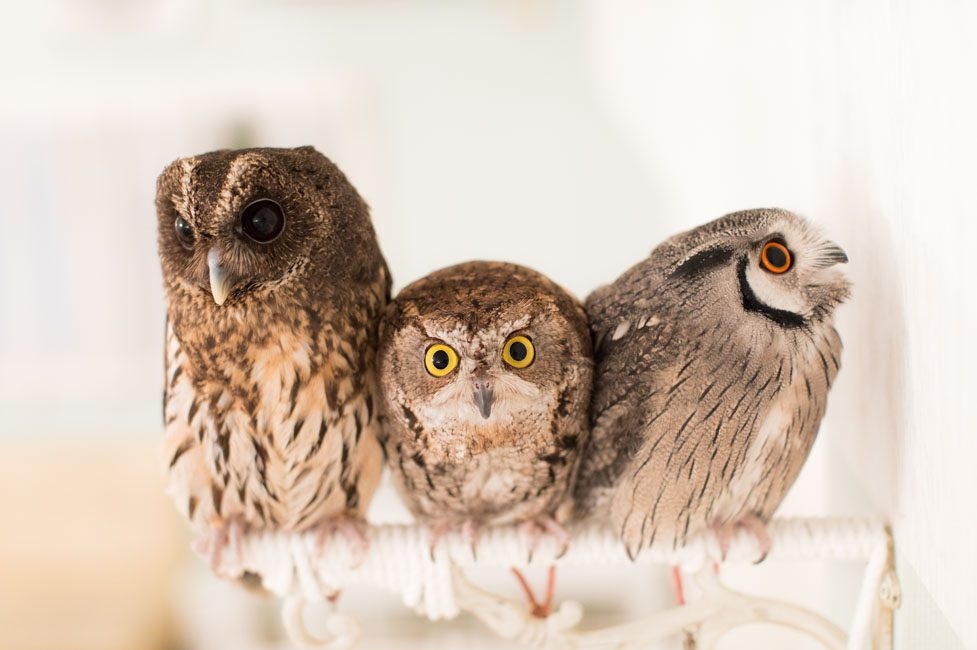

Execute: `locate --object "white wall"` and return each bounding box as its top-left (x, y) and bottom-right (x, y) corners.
top-left (0, 0), bottom-right (652, 437)
top-left (0, 0), bottom-right (973, 646)
top-left (585, 0), bottom-right (977, 646)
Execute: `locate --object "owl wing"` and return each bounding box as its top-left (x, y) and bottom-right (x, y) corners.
top-left (574, 284), bottom-right (682, 520)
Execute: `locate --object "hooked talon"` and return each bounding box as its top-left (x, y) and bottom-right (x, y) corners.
top-left (462, 520), bottom-right (481, 561)
top-left (712, 514), bottom-right (771, 563)
top-left (428, 520), bottom-right (481, 562)
top-left (195, 517), bottom-right (247, 574)
top-left (554, 539), bottom-right (570, 560)
top-left (315, 515), bottom-right (370, 566)
top-left (521, 516), bottom-right (571, 563)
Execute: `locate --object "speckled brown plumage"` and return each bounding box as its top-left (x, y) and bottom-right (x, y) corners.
top-left (574, 209), bottom-right (850, 560)
top-left (156, 146), bottom-right (390, 555)
top-left (377, 261), bottom-right (593, 529)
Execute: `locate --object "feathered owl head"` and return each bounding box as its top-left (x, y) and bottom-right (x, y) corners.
top-left (156, 146), bottom-right (381, 310)
top-left (378, 262), bottom-right (592, 433)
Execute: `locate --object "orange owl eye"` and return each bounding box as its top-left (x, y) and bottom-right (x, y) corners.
top-left (760, 240), bottom-right (792, 274)
top-left (424, 343), bottom-right (459, 377)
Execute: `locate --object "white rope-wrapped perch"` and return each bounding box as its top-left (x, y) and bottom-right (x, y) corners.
top-left (214, 516), bottom-right (898, 649)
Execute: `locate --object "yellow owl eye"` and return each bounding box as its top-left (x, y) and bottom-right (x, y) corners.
top-left (424, 343), bottom-right (459, 377)
top-left (760, 240), bottom-right (792, 274)
top-left (502, 335), bottom-right (535, 369)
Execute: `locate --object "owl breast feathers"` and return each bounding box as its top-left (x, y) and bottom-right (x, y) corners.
top-left (157, 146), bottom-right (390, 539)
top-left (377, 261), bottom-right (593, 527)
top-left (574, 208), bottom-right (850, 559)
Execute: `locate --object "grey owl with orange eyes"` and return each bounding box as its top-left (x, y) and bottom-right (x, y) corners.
top-left (377, 261), bottom-right (593, 535)
top-left (156, 146), bottom-right (390, 572)
top-left (574, 208), bottom-right (850, 560)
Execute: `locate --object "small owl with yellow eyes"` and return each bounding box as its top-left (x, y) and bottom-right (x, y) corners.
top-left (377, 261), bottom-right (593, 536)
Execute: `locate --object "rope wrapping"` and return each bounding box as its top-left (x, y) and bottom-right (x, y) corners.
top-left (218, 517), bottom-right (897, 648)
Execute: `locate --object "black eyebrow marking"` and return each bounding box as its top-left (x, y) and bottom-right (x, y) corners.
top-left (669, 246), bottom-right (734, 281)
top-left (737, 256), bottom-right (806, 329)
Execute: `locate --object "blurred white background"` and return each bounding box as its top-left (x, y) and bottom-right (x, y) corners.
top-left (0, 0), bottom-right (974, 649)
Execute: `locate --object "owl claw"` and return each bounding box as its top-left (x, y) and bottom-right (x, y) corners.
top-left (428, 519), bottom-right (482, 562)
top-left (194, 517), bottom-right (247, 575)
top-left (712, 514), bottom-right (771, 563)
top-left (462, 520), bottom-right (482, 561)
top-left (314, 515), bottom-right (370, 566)
top-left (520, 516), bottom-right (570, 563)
top-left (427, 522), bottom-right (449, 562)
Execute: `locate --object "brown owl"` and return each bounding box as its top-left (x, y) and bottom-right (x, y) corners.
top-left (575, 208), bottom-right (850, 561)
top-left (377, 261), bottom-right (593, 615)
top-left (156, 146), bottom-right (390, 573)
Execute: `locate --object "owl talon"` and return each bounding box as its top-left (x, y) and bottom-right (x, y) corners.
top-left (315, 515), bottom-right (370, 566)
top-left (194, 518), bottom-right (247, 575)
top-left (712, 514), bottom-right (772, 563)
top-left (428, 523), bottom-right (447, 562)
top-left (554, 541), bottom-right (570, 560)
top-left (462, 519), bottom-right (481, 561)
top-left (427, 520), bottom-right (482, 562)
top-left (520, 516), bottom-right (570, 563)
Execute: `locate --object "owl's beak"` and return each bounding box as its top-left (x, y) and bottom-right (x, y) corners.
top-left (472, 376), bottom-right (494, 419)
top-left (207, 248), bottom-right (235, 306)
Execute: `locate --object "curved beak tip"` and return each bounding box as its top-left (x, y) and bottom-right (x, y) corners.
top-left (207, 248), bottom-right (233, 306)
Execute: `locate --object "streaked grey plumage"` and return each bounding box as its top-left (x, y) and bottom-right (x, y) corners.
top-left (575, 208), bottom-right (850, 559)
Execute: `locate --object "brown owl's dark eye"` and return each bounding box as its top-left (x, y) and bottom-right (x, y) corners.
top-left (174, 217), bottom-right (194, 250)
top-left (240, 199), bottom-right (285, 243)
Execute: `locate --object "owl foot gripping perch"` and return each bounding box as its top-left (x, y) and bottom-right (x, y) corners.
top-left (428, 519), bottom-right (483, 561)
top-left (193, 516), bottom-right (247, 573)
top-left (511, 516), bottom-right (570, 618)
top-left (201, 512), bottom-right (895, 649)
top-left (713, 514), bottom-right (772, 562)
top-left (315, 514), bottom-right (371, 567)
